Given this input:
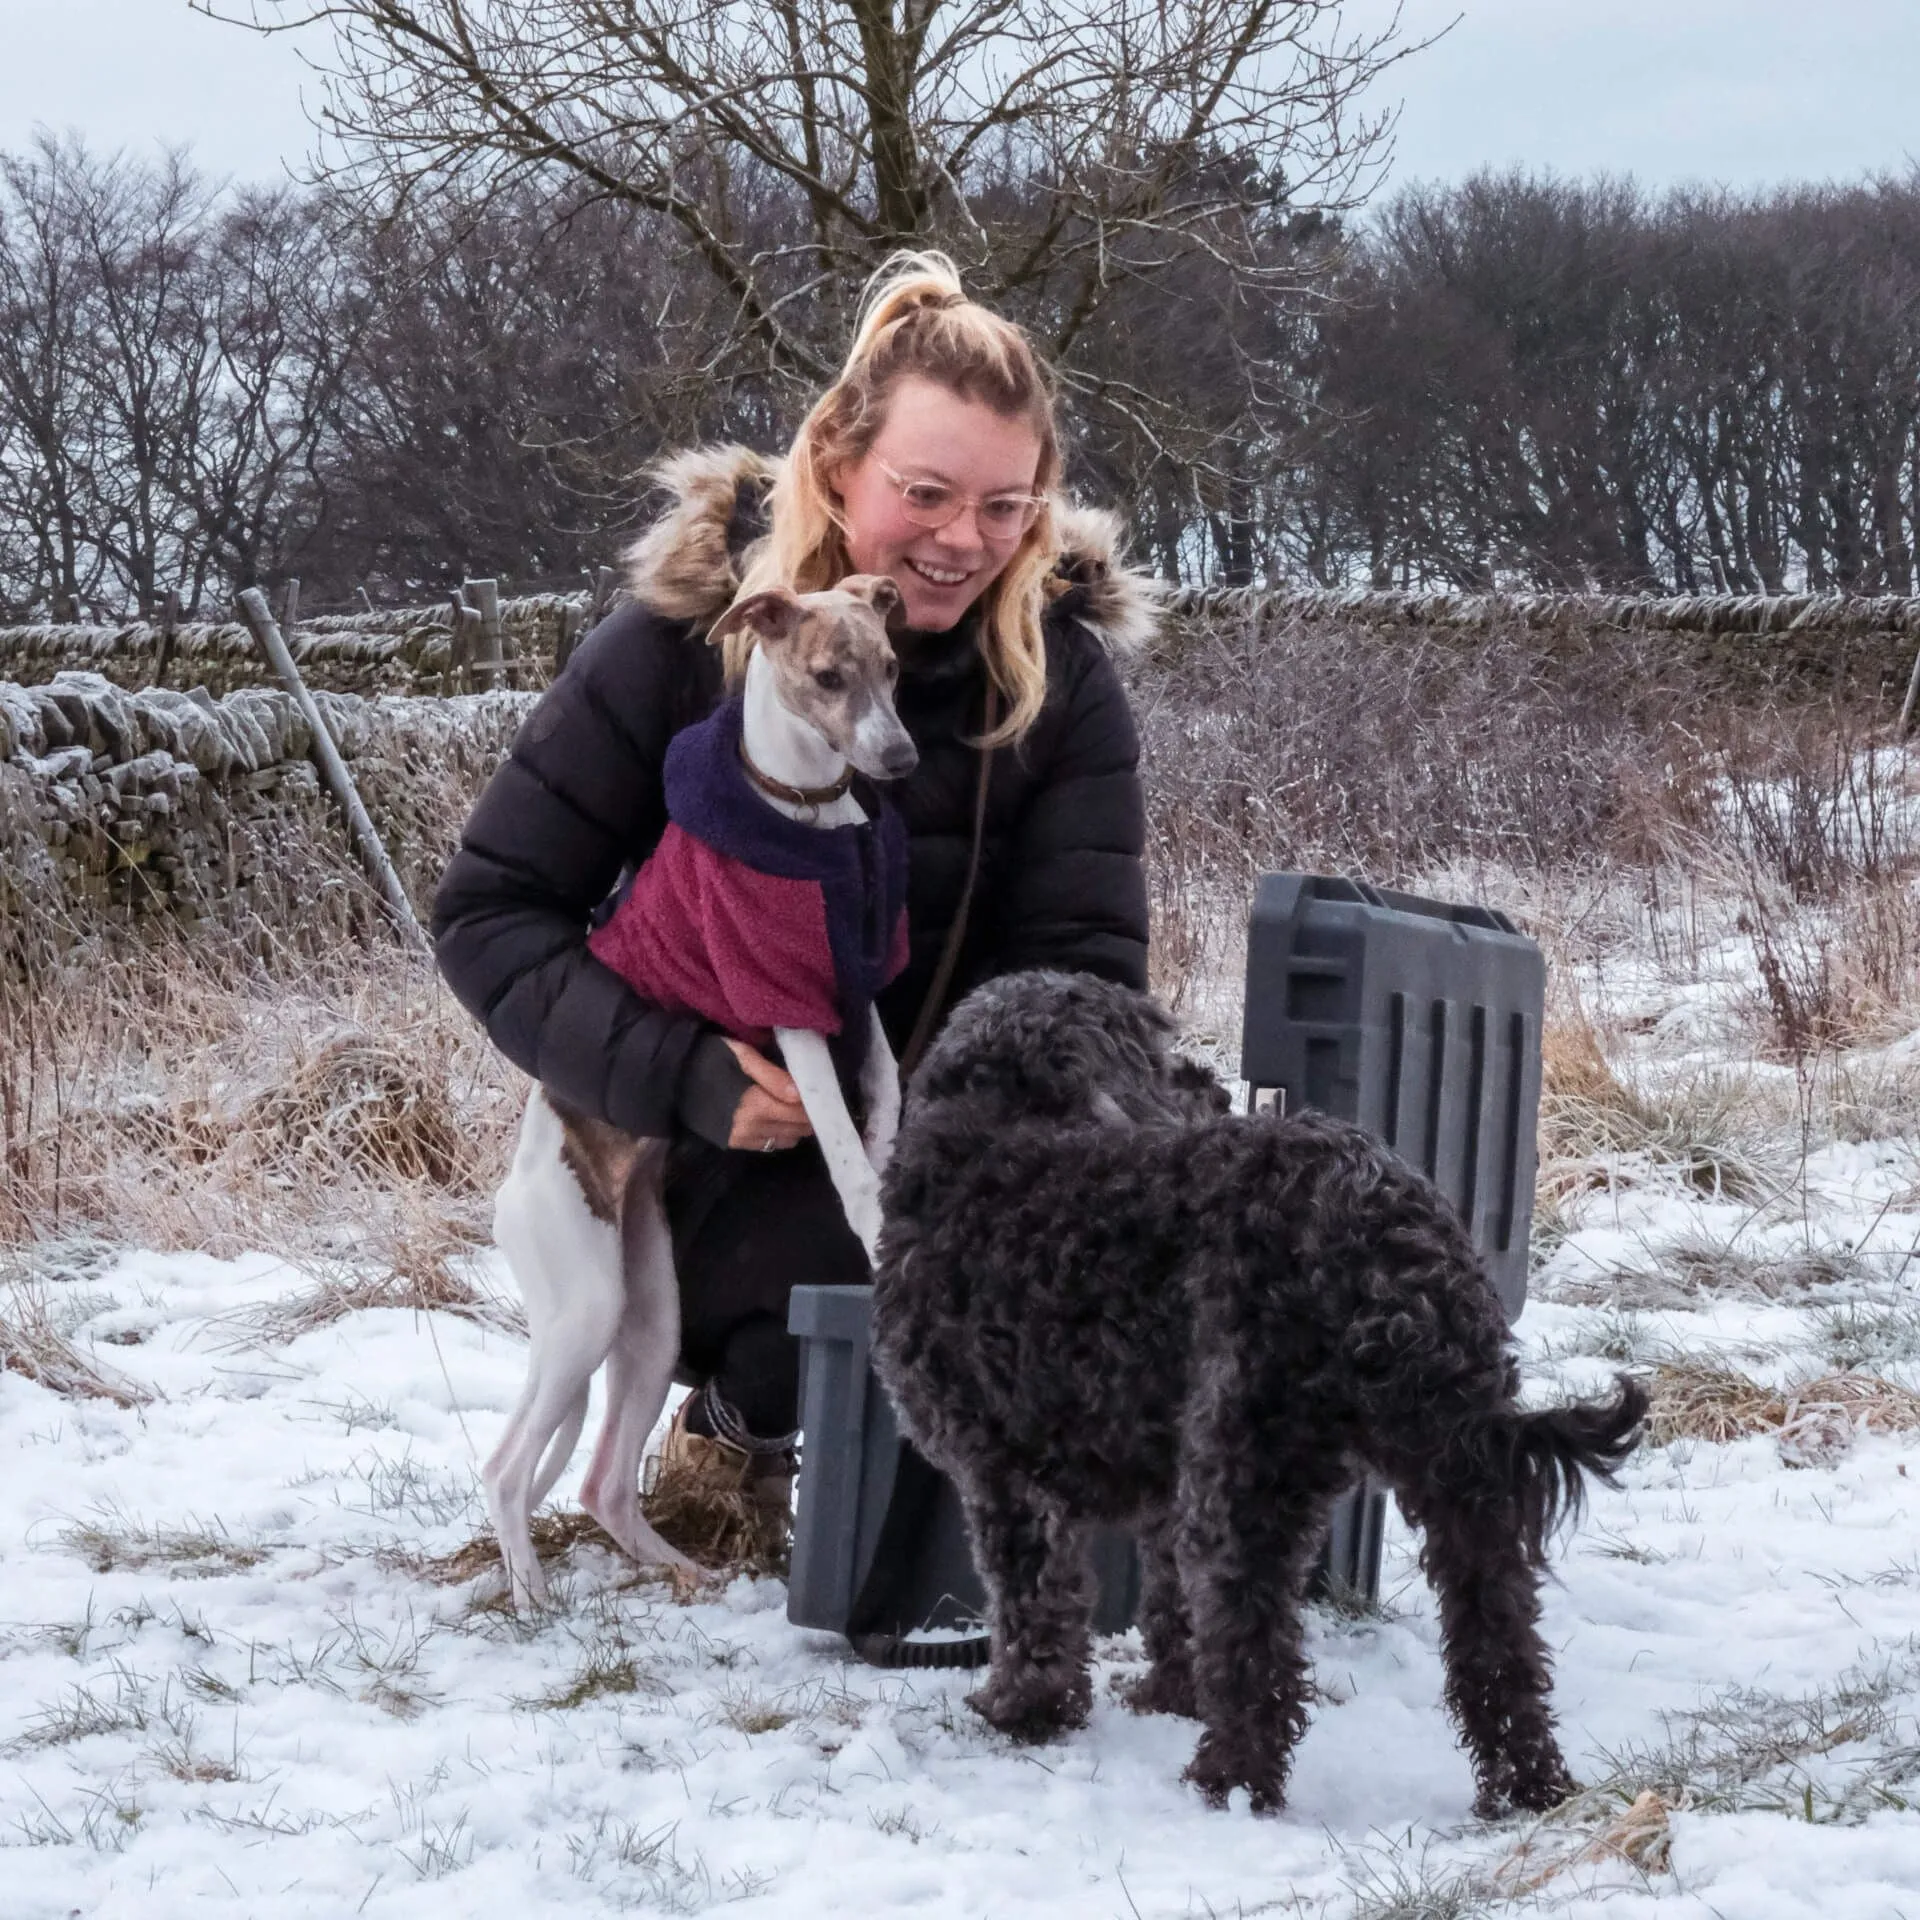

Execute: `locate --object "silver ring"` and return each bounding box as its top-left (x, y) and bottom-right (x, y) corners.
top-left (761, 1139), bottom-right (777, 1152)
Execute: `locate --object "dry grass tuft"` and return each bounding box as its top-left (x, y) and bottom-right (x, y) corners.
top-left (60, 1514), bottom-right (268, 1577)
top-left (397, 1453), bottom-right (788, 1605)
top-left (1831, 1052), bottom-right (1920, 1143)
top-left (1646, 1362), bottom-right (1788, 1446)
top-left (396, 1509), bottom-right (618, 1590)
top-left (1647, 1361), bottom-right (1920, 1462)
top-left (1492, 1789), bottom-right (1674, 1895)
top-left (1565, 1648), bottom-right (1920, 1827)
top-left (1544, 1236), bottom-right (1876, 1310)
top-left (1744, 876), bottom-right (1920, 1063)
top-left (1542, 1016), bottom-right (1631, 1111)
top-left (639, 1455), bottom-right (789, 1581)
top-left (1538, 1018), bottom-right (1778, 1201)
top-left (234, 1222), bottom-right (520, 1346)
top-left (240, 1032), bottom-right (472, 1189)
top-left (0, 919), bottom-right (520, 1264)
top-left (523, 1646), bottom-right (673, 1713)
top-left (0, 1259), bottom-right (149, 1407)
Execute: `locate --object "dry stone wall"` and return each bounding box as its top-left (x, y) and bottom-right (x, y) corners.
top-left (6, 587), bottom-right (1918, 952)
top-left (0, 670), bottom-right (533, 952)
top-left (0, 594), bottom-right (588, 697)
top-left (6, 588), bottom-right (1920, 700)
top-left (1165, 588), bottom-right (1920, 694)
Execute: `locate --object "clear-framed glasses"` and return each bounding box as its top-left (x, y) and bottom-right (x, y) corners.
top-left (873, 458), bottom-right (1046, 540)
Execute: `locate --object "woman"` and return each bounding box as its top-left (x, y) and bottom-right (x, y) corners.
top-left (432, 253), bottom-right (1157, 1544)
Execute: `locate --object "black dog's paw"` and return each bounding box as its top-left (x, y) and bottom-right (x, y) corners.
top-left (1183, 1729), bottom-right (1287, 1815)
top-left (1114, 1660), bottom-right (1197, 1720)
top-left (967, 1668), bottom-right (1091, 1743)
top-left (1476, 1758), bottom-right (1580, 1821)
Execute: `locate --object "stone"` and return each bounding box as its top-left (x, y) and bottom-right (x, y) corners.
top-left (50, 670), bottom-right (135, 761)
top-left (31, 688), bottom-right (74, 749)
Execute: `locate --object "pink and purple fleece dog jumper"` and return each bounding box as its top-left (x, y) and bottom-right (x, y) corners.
top-left (588, 696), bottom-right (909, 1074)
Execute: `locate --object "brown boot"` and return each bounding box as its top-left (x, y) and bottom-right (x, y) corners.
top-left (644, 1390), bottom-right (795, 1576)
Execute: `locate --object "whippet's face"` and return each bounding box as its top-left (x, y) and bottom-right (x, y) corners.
top-left (715, 577), bottom-right (919, 781)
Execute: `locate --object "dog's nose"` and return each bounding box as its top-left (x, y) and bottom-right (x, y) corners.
top-left (882, 741), bottom-right (919, 778)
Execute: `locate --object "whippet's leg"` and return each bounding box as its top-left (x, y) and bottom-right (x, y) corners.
top-left (485, 1089), bottom-right (625, 1612)
top-left (578, 1153), bottom-right (698, 1578)
top-left (528, 1387), bottom-right (590, 1513)
top-left (857, 1006), bottom-right (902, 1171)
top-left (777, 1027), bottom-right (882, 1261)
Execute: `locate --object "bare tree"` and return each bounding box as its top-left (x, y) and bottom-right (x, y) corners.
top-left (184, 186), bottom-right (367, 604)
top-left (66, 147), bottom-right (220, 617)
top-left (203, 0), bottom-right (1414, 442)
top-left (0, 137), bottom-right (113, 619)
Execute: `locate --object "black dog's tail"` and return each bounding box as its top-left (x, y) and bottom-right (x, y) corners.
top-left (1497, 1375), bottom-right (1648, 1564)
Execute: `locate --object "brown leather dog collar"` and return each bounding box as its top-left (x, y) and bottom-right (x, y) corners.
top-left (739, 743), bottom-right (854, 810)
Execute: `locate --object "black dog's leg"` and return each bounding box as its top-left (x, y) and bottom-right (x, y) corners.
top-left (960, 1475), bottom-right (1095, 1741)
top-left (1179, 1394), bottom-right (1347, 1814)
top-left (1390, 1476), bottom-right (1577, 1818)
top-left (1118, 1507), bottom-right (1195, 1718)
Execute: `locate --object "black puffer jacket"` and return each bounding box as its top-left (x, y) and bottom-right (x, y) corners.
top-left (431, 446), bottom-right (1159, 1139)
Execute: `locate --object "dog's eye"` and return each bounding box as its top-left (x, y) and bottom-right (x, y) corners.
top-left (814, 668), bottom-right (845, 692)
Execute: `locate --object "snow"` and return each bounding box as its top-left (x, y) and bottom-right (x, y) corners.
top-left (8, 847), bottom-right (1920, 1914)
top-left (3, 1132), bottom-right (1918, 1920)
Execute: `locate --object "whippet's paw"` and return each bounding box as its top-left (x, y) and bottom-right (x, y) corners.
top-left (663, 1562), bottom-right (718, 1606)
top-left (499, 1550), bottom-right (552, 1615)
top-left (581, 1495), bottom-right (700, 1581)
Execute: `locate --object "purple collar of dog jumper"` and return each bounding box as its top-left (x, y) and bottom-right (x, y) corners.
top-left (663, 695), bottom-right (910, 1065)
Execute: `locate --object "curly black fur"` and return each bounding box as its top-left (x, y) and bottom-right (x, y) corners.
top-left (871, 971), bottom-right (1646, 1820)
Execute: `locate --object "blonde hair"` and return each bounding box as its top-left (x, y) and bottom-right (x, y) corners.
top-left (732, 252), bottom-right (1062, 744)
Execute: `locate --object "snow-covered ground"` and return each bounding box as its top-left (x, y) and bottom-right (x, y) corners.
top-left (8, 826), bottom-right (1920, 1917)
top-left (5, 1127), bottom-right (1920, 1918)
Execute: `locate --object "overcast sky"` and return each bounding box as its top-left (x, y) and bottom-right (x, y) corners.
top-left (7, 0), bottom-right (1917, 197)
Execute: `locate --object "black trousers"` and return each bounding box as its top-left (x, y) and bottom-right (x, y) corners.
top-left (663, 1134), bottom-right (867, 1439)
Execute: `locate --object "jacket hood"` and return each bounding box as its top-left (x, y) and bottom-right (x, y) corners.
top-left (621, 443), bottom-right (1163, 658)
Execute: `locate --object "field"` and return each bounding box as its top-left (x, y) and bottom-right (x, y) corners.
top-left (3, 618), bottom-right (1919, 1916)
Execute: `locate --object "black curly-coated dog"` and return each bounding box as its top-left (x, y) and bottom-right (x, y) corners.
top-left (870, 971), bottom-right (1646, 1820)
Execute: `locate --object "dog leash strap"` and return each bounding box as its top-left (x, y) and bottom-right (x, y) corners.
top-left (899, 684), bottom-right (998, 1080)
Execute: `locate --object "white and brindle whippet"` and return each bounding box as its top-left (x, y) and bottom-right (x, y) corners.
top-left (485, 576), bottom-right (916, 1611)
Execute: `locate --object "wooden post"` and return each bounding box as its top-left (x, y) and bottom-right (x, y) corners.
top-left (235, 588), bottom-right (428, 953)
top-left (556, 600), bottom-right (583, 674)
top-left (280, 578), bottom-right (300, 634)
top-left (1899, 636), bottom-right (1920, 739)
top-left (591, 565), bottom-right (616, 630)
top-left (466, 577), bottom-right (505, 691)
top-left (153, 587), bottom-right (181, 690)
top-left (446, 589), bottom-right (480, 693)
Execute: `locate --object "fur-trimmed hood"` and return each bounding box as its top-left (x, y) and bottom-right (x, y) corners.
top-left (622, 444), bottom-right (1163, 658)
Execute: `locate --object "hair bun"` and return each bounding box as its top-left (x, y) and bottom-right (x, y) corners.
top-left (850, 252), bottom-right (970, 356)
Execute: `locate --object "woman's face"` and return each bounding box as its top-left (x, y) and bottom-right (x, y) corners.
top-left (832, 375), bottom-right (1045, 632)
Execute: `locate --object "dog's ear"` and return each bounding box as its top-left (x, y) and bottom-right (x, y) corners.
top-left (915, 971), bottom-right (1184, 1124)
top-left (710, 587), bottom-right (807, 652)
top-left (838, 574), bottom-right (905, 632)
top-left (1167, 1055), bottom-right (1232, 1116)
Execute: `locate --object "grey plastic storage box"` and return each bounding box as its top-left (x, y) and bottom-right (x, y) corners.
top-left (1241, 875), bottom-right (1543, 1318)
top-left (1241, 873), bottom-right (1546, 1595)
top-left (786, 1283), bottom-right (1138, 1642)
top-left (788, 872), bottom-right (1546, 1646)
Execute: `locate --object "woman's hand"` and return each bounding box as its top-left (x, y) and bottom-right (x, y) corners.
top-left (723, 1039), bottom-right (814, 1151)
